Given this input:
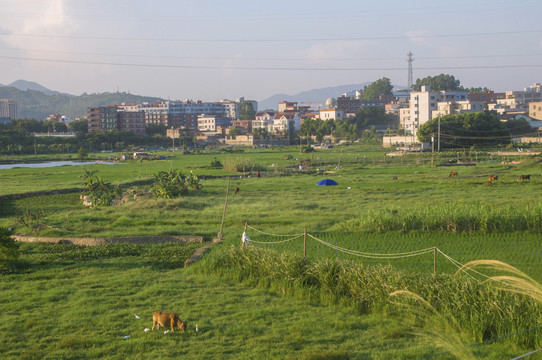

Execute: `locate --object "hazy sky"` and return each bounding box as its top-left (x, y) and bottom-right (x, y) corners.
top-left (0, 0), bottom-right (541, 102)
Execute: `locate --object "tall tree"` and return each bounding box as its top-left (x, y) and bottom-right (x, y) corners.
top-left (238, 101), bottom-right (256, 120)
top-left (412, 74), bottom-right (463, 91)
top-left (362, 77), bottom-right (393, 100)
top-left (417, 112), bottom-right (510, 147)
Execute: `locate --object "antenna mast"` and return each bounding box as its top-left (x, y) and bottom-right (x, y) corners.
top-left (407, 52), bottom-right (414, 91)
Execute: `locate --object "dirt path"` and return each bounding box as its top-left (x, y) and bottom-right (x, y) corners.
top-left (13, 235), bottom-right (204, 246)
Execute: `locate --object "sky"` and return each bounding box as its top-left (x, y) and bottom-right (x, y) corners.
top-left (0, 0), bottom-right (541, 102)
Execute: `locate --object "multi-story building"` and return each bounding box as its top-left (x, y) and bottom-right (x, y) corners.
top-left (278, 101), bottom-right (310, 113)
top-left (400, 86), bottom-right (469, 136)
top-left (497, 83), bottom-right (542, 109)
top-left (319, 108), bottom-right (344, 120)
top-left (87, 98), bottom-right (258, 134)
top-left (231, 119), bottom-right (253, 132)
top-left (468, 91), bottom-right (505, 103)
top-left (529, 102), bottom-right (542, 121)
top-left (197, 115), bottom-right (230, 132)
top-left (87, 106), bottom-right (119, 132)
top-left (0, 99), bottom-right (17, 123)
top-left (336, 94), bottom-right (395, 114)
top-left (117, 106), bottom-right (146, 136)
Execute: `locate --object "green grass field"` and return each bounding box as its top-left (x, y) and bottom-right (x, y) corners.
top-left (1, 145), bottom-right (542, 358)
top-left (0, 242), bottom-right (528, 360)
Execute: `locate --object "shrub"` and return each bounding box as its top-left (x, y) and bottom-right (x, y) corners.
top-left (151, 169), bottom-right (202, 198)
top-left (80, 169), bottom-right (121, 206)
top-left (210, 159), bottom-right (223, 168)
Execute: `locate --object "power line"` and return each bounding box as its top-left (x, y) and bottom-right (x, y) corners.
top-left (2, 46), bottom-right (542, 62)
top-left (2, 55), bottom-right (542, 71)
top-left (1, 29), bottom-right (541, 43)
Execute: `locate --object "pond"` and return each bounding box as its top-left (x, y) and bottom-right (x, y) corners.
top-left (0, 161), bottom-right (120, 170)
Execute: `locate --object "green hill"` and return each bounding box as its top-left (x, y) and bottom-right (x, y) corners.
top-left (0, 87), bottom-right (164, 120)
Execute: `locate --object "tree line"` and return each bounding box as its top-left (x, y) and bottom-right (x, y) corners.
top-left (0, 119), bottom-right (183, 155)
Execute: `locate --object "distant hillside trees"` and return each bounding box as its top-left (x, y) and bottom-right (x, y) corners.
top-left (417, 112), bottom-right (511, 147)
top-left (0, 86), bottom-right (164, 120)
top-left (412, 74), bottom-right (463, 91)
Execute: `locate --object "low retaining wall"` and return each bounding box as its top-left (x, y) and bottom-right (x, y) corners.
top-left (13, 235), bottom-right (205, 246)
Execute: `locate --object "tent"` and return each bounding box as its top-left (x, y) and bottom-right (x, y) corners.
top-left (316, 179), bottom-right (338, 186)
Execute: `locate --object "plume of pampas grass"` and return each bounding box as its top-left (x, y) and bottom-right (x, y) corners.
top-left (457, 260), bottom-right (542, 303)
top-left (389, 290), bottom-right (476, 360)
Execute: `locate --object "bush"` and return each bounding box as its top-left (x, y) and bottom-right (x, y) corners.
top-left (80, 169), bottom-right (122, 206)
top-left (0, 227), bottom-right (20, 272)
top-left (210, 159), bottom-right (223, 168)
top-left (151, 169), bottom-right (202, 198)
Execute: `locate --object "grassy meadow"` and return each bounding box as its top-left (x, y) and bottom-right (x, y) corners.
top-left (1, 144), bottom-right (542, 358)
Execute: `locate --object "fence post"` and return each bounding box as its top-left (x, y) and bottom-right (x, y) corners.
top-left (303, 227), bottom-right (307, 260)
top-left (433, 246), bottom-right (437, 275)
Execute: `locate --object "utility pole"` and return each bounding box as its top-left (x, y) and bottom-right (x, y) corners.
top-left (437, 116), bottom-right (441, 152)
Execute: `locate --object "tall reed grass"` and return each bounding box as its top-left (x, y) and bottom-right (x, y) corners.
top-left (340, 202), bottom-right (542, 233)
top-left (222, 157), bottom-right (266, 173)
top-left (197, 245), bottom-right (542, 349)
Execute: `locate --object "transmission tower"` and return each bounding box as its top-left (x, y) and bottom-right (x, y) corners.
top-left (407, 52), bottom-right (414, 91)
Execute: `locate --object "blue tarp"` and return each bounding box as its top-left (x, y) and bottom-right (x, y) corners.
top-left (316, 179), bottom-right (338, 186)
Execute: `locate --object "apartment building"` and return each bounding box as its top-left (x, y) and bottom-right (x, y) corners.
top-left (529, 102), bottom-right (542, 121)
top-left (87, 106), bottom-right (119, 132)
top-left (400, 86), bottom-right (469, 136)
top-left (197, 114), bottom-right (231, 132)
top-left (0, 99), bottom-right (17, 122)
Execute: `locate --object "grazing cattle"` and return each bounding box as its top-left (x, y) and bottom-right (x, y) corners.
top-left (152, 312), bottom-right (187, 332)
top-left (485, 175), bottom-right (498, 184)
top-left (449, 172), bottom-right (458, 177)
top-left (234, 186), bottom-right (240, 194)
top-left (392, 176), bottom-right (398, 180)
top-left (520, 175), bottom-right (531, 181)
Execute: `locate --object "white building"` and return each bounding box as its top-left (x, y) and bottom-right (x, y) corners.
top-left (400, 86), bottom-right (469, 136)
top-left (319, 108), bottom-right (344, 120)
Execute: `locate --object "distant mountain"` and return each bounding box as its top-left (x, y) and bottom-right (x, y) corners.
top-left (1, 80), bottom-right (74, 97)
top-left (258, 83), bottom-right (372, 110)
top-left (0, 85), bottom-right (164, 120)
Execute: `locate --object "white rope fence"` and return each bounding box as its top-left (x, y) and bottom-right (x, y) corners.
top-left (249, 234), bottom-right (304, 245)
top-left (308, 233), bottom-right (434, 259)
top-left (246, 224), bottom-right (304, 238)
top-left (244, 224), bottom-right (514, 283)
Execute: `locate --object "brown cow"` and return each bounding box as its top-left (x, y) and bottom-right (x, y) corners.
top-left (449, 172), bottom-right (458, 177)
top-left (392, 176), bottom-right (398, 180)
top-left (234, 186), bottom-right (240, 194)
top-left (152, 312), bottom-right (187, 332)
top-left (485, 175), bottom-right (498, 184)
top-left (520, 175), bottom-right (531, 181)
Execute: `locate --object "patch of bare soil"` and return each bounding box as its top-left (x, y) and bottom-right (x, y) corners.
top-left (13, 235), bottom-right (204, 246)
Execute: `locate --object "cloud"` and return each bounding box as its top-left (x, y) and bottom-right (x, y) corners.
top-left (21, 0), bottom-right (77, 34)
top-left (298, 40), bottom-right (377, 64)
top-left (405, 29), bottom-right (462, 58)
top-left (3, 0), bottom-right (78, 51)
top-left (405, 29), bottom-right (435, 48)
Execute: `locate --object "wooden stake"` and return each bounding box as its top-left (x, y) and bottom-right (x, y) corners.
top-left (433, 246), bottom-right (437, 275)
top-left (303, 227), bottom-right (307, 260)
